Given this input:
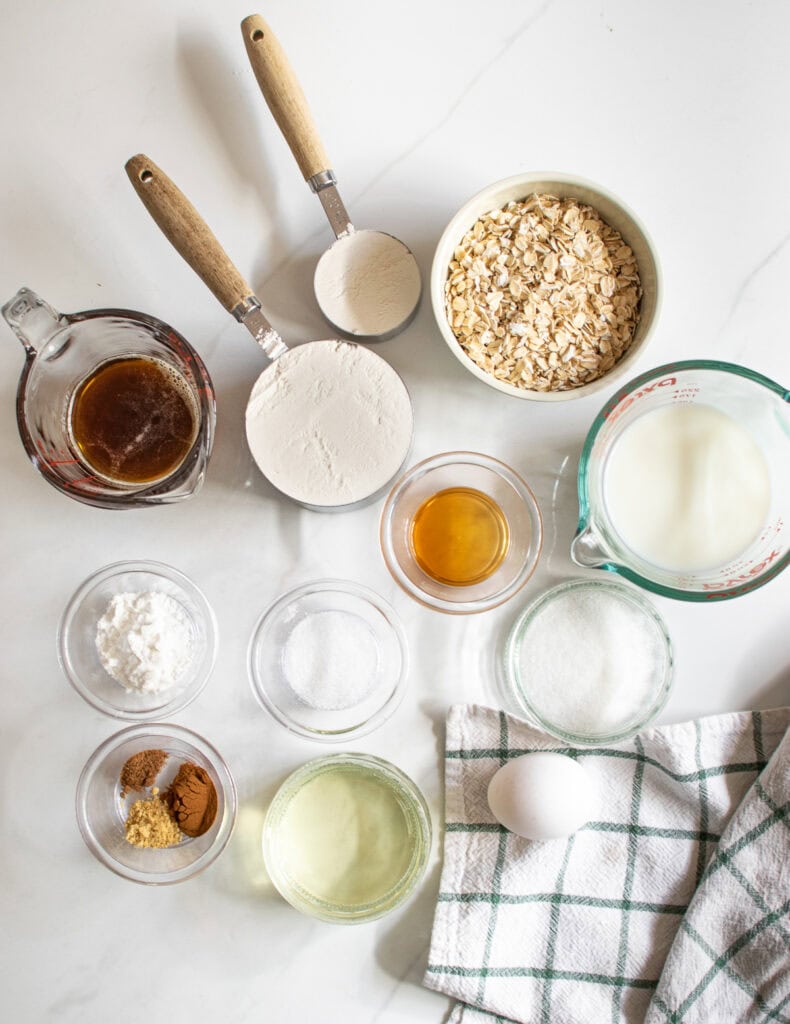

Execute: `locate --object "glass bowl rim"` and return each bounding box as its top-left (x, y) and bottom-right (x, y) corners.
top-left (247, 578), bottom-right (409, 742)
top-left (505, 577), bottom-right (674, 745)
top-left (262, 752), bottom-right (432, 923)
top-left (380, 450), bottom-right (544, 614)
top-left (74, 721), bottom-right (237, 885)
top-left (58, 559), bottom-right (218, 720)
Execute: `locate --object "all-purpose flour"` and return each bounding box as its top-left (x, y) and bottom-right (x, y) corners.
top-left (95, 591), bottom-right (194, 694)
top-left (314, 230), bottom-right (421, 337)
top-left (245, 340), bottom-right (413, 507)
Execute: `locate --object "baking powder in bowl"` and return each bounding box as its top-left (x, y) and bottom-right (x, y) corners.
top-left (95, 591), bottom-right (193, 694)
top-left (245, 340), bottom-right (413, 507)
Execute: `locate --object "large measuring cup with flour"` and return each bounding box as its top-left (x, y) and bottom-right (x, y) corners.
top-left (241, 15), bottom-right (422, 341)
top-left (571, 361), bottom-right (790, 601)
top-left (125, 155), bottom-right (413, 511)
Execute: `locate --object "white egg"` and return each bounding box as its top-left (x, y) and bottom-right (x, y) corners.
top-left (487, 752), bottom-right (596, 840)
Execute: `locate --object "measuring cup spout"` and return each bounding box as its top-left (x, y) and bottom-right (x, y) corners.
top-left (2, 287), bottom-right (65, 355)
top-left (570, 523), bottom-right (613, 569)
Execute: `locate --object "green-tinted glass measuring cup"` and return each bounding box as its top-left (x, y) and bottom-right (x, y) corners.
top-left (571, 360), bottom-right (790, 601)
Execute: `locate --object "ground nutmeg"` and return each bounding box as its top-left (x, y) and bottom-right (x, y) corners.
top-left (120, 748), bottom-right (168, 797)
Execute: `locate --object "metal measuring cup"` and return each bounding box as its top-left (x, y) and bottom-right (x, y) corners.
top-left (125, 154), bottom-right (414, 511)
top-left (241, 14), bottom-right (422, 342)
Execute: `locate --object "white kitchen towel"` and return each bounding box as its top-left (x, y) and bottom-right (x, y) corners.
top-left (424, 704), bottom-right (790, 1024)
top-left (645, 722), bottom-right (789, 1024)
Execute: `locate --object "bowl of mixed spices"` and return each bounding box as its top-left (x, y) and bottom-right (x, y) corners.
top-left (431, 172), bottom-right (661, 400)
top-left (75, 723), bottom-right (236, 883)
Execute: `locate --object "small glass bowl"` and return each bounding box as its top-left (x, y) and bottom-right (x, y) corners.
top-left (380, 452), bottom-right (543, 614)
top-left (58, 560), bottom-right (218, 720)
top-left (75, 723), bottom-right (237, 884)
top-left (248, 580), bottom-right (408, 741)
top-left (505, 578), bottom-right (674, 745)
top-left (262, 753), bottom-right (432, 923)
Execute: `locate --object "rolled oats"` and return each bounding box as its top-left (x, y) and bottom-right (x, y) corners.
top-left (444, 194), bottom-right (642, 392)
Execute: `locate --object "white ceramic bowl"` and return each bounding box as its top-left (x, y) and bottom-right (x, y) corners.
top-left (431, 172), bottom-right (661, 402)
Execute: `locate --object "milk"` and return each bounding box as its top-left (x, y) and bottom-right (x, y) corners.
top-left (603, 404), bottom-right (771, 572)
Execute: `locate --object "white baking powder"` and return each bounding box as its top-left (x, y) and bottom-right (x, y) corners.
top-left (95, 591), bottom-right (194, 694)
top-left (245, 339), bottom-right (413, 507)
top-left (281, 609), bottom-right (380, 710)
top-left (314, 229), bottom-right (421, 337)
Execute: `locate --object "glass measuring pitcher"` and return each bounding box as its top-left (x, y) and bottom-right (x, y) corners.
top-left (571, 360), bottom-right (790, 601)
top-left (3, 287), bottom-right (216, 509)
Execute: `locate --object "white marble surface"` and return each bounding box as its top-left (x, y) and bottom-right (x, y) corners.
top-left (1, 1), bottom-right (789, 1021)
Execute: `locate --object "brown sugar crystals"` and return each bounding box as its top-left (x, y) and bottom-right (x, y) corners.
top-left (125, 787), bottom-right (183, 849)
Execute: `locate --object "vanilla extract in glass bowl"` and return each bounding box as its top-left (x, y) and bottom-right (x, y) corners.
top-left (380, 452), bottom-right (543, 614)
top-left (410, 486), bottom-right (510, 587)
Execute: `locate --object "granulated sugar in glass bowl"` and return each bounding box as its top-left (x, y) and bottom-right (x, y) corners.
top-left (505, 578), bottom-right (673, 744)
top-left (431, 172), bottom-right (661, 402)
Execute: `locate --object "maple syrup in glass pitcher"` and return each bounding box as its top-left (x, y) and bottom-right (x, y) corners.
top-left (69, 355), bottom-right (199, 485)
top-left (2, 287), bottom-right (215, 508)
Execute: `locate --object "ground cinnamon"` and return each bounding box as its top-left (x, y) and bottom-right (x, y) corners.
top-left (164, 762), bottom-right (217, 837)
top-left (120, 748), bottom-right (168, 796)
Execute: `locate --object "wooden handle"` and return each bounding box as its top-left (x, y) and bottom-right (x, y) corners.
top-left (241, 14), bottom-right (330, 182)
top-left (125, 153), bottom-right (253, 315)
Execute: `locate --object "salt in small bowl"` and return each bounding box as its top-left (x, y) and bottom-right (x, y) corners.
top-left (248, 579), bottom-right (408, 741)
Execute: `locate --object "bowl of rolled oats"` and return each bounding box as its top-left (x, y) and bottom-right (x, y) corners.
top-left (432, 173), bottom-right (660, 400)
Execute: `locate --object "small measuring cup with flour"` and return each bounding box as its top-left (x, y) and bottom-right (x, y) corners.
top-left (241, 15), bottom-right (422, 341)
top-left (126, 154), bottom-right (413, 511)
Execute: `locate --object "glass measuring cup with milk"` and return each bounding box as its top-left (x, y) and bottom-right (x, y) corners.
top-left (572, 361), bottom-right (790, 600)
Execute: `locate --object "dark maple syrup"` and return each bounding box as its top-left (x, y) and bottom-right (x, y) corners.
top-left (69, 356), bottom-right (198, 484)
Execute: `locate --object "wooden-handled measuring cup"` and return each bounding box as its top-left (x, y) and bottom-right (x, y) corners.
top-left (125, 153), bottom-right (413, 509)
top-left (241, 14), bottom-right (421, 341)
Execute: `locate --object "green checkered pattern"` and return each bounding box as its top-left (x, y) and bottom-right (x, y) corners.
top-left (424, 705), bottom-right (789, 1024)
